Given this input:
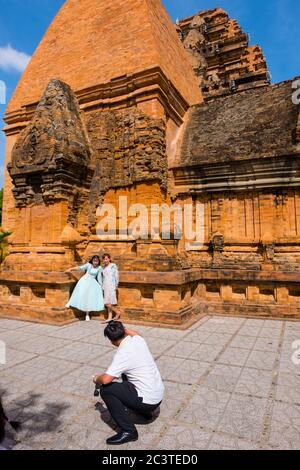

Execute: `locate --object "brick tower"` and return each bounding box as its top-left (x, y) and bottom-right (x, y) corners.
top-left (1, 0), bottom-right (202, 324)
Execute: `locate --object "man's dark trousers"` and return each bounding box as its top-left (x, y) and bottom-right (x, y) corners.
top-left (100, 381), bottom-right (161, 433)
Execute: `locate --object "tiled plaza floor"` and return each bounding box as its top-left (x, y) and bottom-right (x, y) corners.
top-left (1, 315), bottom-right (300, 450)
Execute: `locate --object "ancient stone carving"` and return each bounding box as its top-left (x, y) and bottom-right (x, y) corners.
top-left (8, 79), bottom-right (94, 208)
top-left (259, 242), bottom-right (276, 262)
top-left (87, 108), bottom-right (167, 227)
top-left (178, 8), bottom-right (270, 99)
top-left (190, 14), bottom-right (207, 30)
top-left (208, 72), bottom-right (221, 86)
top-left (183, 29), bottom-right (205, 50)
top-left (211, 233), bottom-right (225, 254)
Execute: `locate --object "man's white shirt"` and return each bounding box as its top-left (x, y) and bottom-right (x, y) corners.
top-left (106, 335), bottom-right (164, 405)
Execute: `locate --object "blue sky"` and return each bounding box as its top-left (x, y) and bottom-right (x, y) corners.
top-left (0, 0), bottom-right (299, 188)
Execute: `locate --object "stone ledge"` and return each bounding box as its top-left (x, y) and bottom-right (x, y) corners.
top-left (201, 300), bottom-right (300, 319)
top-left (0, 267), bottom-right (299, 285)
top-left (4, 67), bottom-right (190, 134)
top-left (120, 268), bottom-right (300, 284)
top-left (0, 271), bottom-right (75, 285)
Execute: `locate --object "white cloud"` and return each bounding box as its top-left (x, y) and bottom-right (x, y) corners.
top-left (0, 44), bottom-right (31, 73)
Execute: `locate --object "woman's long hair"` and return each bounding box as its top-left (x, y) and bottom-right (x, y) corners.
top-left (89, 255), bottom-right (101, 265)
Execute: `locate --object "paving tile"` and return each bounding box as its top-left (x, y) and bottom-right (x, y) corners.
top-left (187, 317), bottom-right (209, 330)
top-left (258, 328), bottom-right (282, 339)
top-left (1, 315), bottom-right (300, 450)
top-left (190, 386), bottom-right (231, 410)
top-left (155, 356), bottom-right (186, 380)
top-left (262, 320), bottom-right (283, 330)
top-left (238, 326), bottom-right (262, 337)
top-left (165, 341), bottom-right (198, 359)
top-left (13, 336), bottom-right (73, 355)
top-left (163, 381), bottom-right (192, 402)
top-left (19, 323), bottom-right (63, 335)
top-left (0, 380), bottom-right (38, 407)
top-left (234, 367), bottom-right (273, 398)
top-left (167, 359), bottom-right (210, 384)
top-left (213, 325), bottom-right (241, 335)
top-left (123, 421), bottom-right (165, 451)
top-left (202, 333), bottom-right (233, 346)
top-left (208, 434), bottom-right (261, 450)
top-left (210, 364), bottom-right (243, 378)
top-left (271, 401), bottom-right (300, 427)
top-left (46, 323), bottom-right (101, 340)
top-left (277, 371), bottom-right (300, 388)
top-left (278, 357), bottom-right (300, 374)
top-left (0, 330), bottom-right (40, 347)
top-left (48, 364), bottom-right (102, 398)
top-left (217, 347), bottom-right (250, 367)
top-left (275, 385), bottom-right (300, 405)
top-left (225, 394), bottom-right (268, 418)
top-left (8, 389), bottom-right (91, 424)
top-left (0, 346), bottom-right (37, 371)
top-left (229, 335), bottom-right (257, 350)
top-left (177, 402), bottom-right (225, 430)
top-left (218, 410), bottom-right (264, 441)
top-left (268, 420), bottom-right (300, 450)
top-left (144, 328), bottom-right (187, 340)
top-left (192, 343), bottom-right (223, 362)
top-left (0, 319), bottom-right (32, 330)
top-left (244, 319), bottom-right (266, 328)
top-left (245, 350), bottom-right (277, 371)
top-left (155, 424), bottom-right (212, 450)
top-left (46, 341), bottom-right (112, 365)
top-left (156, 399), bottom-right (182, 419)
top-left (2, 356), bottom-right (78, 385)
top-left (184, 330), bottom-right (213, 344)
top-left (14, 412), bottom-right (66, 447)
top-left (142, 338), bottom-right (176, 356)
top-left (202, 374), bottom-right (239, 393)
top-left (48, 422), bottom-right (109, 450)
top-left (253, 337), bottom-right (280, 352)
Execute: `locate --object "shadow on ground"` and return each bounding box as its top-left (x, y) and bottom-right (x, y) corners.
top-left (0, 387), bottom-right (72, 448)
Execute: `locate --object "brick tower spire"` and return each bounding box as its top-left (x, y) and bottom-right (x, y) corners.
top-left (7, 0), bottom-right (201, 115)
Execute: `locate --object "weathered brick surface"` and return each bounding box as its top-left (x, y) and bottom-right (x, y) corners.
top-left (178, 7), bottom-right (270, 99)
top-left (1, 3), bottom-right (300, 325)
top-left (175, 80), bottom-right (300, 167)
top-left (87, 107), bottom-right (167, 226)
top-left (7, 0), bottom-right (201, 114)
top-left (8, 79), bottom-right (93, 210)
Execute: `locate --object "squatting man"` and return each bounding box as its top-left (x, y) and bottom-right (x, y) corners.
top-left (92, 321), bottom-right (164, 445)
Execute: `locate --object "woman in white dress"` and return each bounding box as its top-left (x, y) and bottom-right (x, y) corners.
top-left (102, 253), bottom-right (124, 322)
top-left (65, 255), bottom-right (105, 321)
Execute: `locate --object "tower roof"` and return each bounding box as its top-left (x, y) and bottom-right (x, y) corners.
top-left (175, 79), bottom-right (300, 168)
top-left (7, 0), bottom-right (201, 114)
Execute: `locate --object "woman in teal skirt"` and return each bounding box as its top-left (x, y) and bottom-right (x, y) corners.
top-left (65, 256), bottom-right (105, 321)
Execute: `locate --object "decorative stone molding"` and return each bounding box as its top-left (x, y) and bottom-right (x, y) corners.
top-left (7, 79), bottom-right (94, 209)
top-left (4, 67), bottom-right (192, 135)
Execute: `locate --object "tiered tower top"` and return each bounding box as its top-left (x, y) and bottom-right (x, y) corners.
top-left (178, 8), bottom-right (270, 100)
top-left (7, 0), bottom-right (201, 115)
